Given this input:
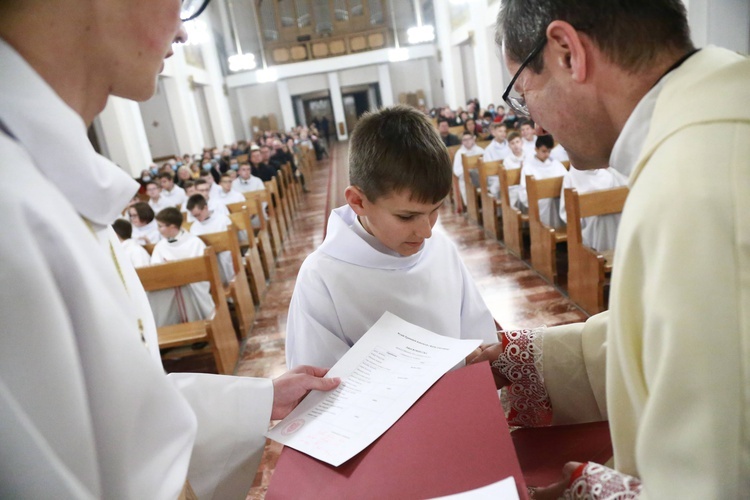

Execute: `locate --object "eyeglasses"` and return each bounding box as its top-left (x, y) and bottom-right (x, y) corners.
top-left (502, 35), bottom-right (548, 119)
top-left (181, 0), bottom-right (211, 22)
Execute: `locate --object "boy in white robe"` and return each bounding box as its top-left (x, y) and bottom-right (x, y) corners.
top-left (186, 179), bottom-right (229, 224)
top-left (158, 171), bottom-right (187, 208)
top-left (559, 166), bottom-right (628, 252)
top-left (518, 135), bottom-right (568, 228)
top-left (483, 122), bottom-right (511, 199)
top-left (146, 181), bottom-right (171, 214)
top-left (128, 201), bottom-right (161, 246)
top-left (187, 194), bottom-right (235, 285)
top-left (200, 170), bottom-right (223, 200)
top-left (216, 173), bottom-right (246, 207)
top-left (232, 162), bottom-right (265, 193)
top-left (112, 219), bottom-right (151, 268)
top-left (286, 105), bottom-right (497, 369)
top-left (452, 131), bottom-right (485, 205)
top-left (149, 208), bottom-right (214, 327)
top-left (499, 131), bottom-right (526, 208)
top-left (520, 120), bottom-right (538, 158)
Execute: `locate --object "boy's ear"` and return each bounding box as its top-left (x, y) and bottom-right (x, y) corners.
top-left (345, 185), bottom-right (368, 216)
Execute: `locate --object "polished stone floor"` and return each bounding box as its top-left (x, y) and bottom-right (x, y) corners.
top-left (230, 141), bottom-right (588, 498)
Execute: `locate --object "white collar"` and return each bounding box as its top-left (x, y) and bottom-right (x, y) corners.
top-left (610, 74), bottom-right (670, 180)
top-left (319, 205), bottom-right (426, 270)
top-left (0, 40), bottom-right (138, 227)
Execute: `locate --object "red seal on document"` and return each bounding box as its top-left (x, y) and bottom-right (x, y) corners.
top-left (281, 418), bottom-right (305, 435)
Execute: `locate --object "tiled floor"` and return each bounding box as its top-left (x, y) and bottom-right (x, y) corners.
top-left (190, 141), bottom-right (587, 499)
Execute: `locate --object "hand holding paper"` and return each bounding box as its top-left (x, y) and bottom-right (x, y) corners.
top-left (267, 312), bottom-right (482, 466)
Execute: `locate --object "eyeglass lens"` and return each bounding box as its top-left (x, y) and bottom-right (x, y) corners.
top-left (181, 0), bottom-right (209, 22)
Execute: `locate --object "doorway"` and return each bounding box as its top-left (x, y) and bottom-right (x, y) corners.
top-left (293, 90), bottom-right (334, 142)
top-left (341, 83), bottom-right (380, 135)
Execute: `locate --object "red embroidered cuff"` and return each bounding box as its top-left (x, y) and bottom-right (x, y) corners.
top-left (492, 327), bottom-right (553, 427)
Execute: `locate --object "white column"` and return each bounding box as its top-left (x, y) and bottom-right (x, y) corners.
top-left (469, 0), bottom-right (496, 107)
top-left (377, 64), bottom-right (395, 107)
top-left (433, 0), bottom-right (460, 108)
top-left (98, 96), bottom-right (153, 177)
top-left (294, 97), bottom-right (307, 130)
top-left (201, 22), bottom-right (237, 147)
top-left (450, 45), bottom-right (467, 106)
top-left (162, 73), bottom-right (204, 155)
top-left (276, 80), bottom-right (296, 132)
top-left (327, 71), bottom-right (348, 140)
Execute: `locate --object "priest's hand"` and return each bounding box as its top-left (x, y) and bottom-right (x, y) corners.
top-left (271, 365), bottom-right (341, 420)
top-left (528, 462), bottom-right (582, 499)
top-left (465, 343), bottom-right (510, 389)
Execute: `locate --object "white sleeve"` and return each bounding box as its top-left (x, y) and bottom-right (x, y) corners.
top-left (458, 258), bottom-right (499, 345)
top-left (285, 263), bottom-right (352, 369)
top-left (452, 150), bottom-right (464, 177)
top-left (169, 374), bottom-right (273, 500)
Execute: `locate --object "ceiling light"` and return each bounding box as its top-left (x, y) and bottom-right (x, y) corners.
top-left (407, 25), bottom-right (435, 44)
top-left (228, 53), bottom-right (257, 72)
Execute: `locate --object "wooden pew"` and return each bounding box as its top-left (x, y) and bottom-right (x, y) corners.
top-left (564, 186), bottom-right (629, 315)
top-left (227, 206), bottom-right (269, 305)
top-left (274, 170), bottom-right (294, 232)
top-left (265, 178), bottom-right (288, 244)
top-left (526, 175), bottom-right (567, 283)
top-left (244, 189), bottom-right (282, 261)
top-left (449, 125), bottom-right (464, 137)
top-left (136, 247), bottom-right (239, 374)
top-left (447, 145), bottom-right (463, 214)
top-left (478, 158), bottom-right (503, 240)
top-left (227, 199), bottom-right (275, 283)
top-left (282, 162), bottom-right (301, 212)
top-left (462, 154), bottom-right (484, 225)
top-left (197, 225), bottom-right (256, 339)
top-left (499, 166), bottom-right (528, 258)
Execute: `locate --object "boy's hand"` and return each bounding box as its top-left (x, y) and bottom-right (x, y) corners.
top-left (271, 366), bottom-right (341, 420)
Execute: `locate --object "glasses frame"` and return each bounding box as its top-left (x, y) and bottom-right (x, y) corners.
top-left (181, 0), bottom-right (211, 22)
top-left (502, 35), bottom-right (548, 119)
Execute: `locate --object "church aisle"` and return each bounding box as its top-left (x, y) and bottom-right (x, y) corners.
top-left (241, 140), bottom-right (586, 498)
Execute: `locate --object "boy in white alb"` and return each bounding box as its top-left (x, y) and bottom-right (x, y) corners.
top-left (286, 106), bottom-right (497, 369)
top-left (112, 219), bottom-right (151, 268)
top-left (128, 201), bottom-right (161, 246)
top-left (149, 207), bottom-right (214, 328)
top-left (232, 162), bottom-right (265, 193)
top-left (518, 135), bottom-right (568, 228)
top-left (559, 166), bottom-right (628, 251)
top-left (146, 181), bottom-right (171, 214)
top-left (158, 171), bottom-right (187, 208)
top-left (185, 179), bottom-right (229, 224)
top-left (215, 173), bottom-right (245, 207)
top-left (519, 120), bottom-right (538, 158)
top-left (482, 122), bottom-right (511, 199)
top-left (452, 131), bottom-right (485, 205)
top-left (498, 131), bottom-right (526, 208)
top-left (187, 194), bottom-right (235, 285)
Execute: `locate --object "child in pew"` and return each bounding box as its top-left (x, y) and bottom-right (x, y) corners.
top-left (497, 131), bottom-right (526, 209)
top-left (148, 207), bottom-right (214, 328)
top-left (517, 135), bottom-right (568, 228)
top-left (128, 201), bottom-right (161, 246)
top-left (483, 122), bottom-right (511, 200)
top-left (559, 166), bottom-right (629, 252)
top-left (286, 105), bottom-right (498, 369)
top-left (452, 130), bottom-right (485, 206)
top-left (187, 194), bottom-right (235, 285)
top-left (112, 219), bottom-right (151, 268)
top-left (215, 173), bottom-right (245, 208)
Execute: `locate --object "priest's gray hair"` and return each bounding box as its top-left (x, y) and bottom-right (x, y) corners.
top-left (497, 0), bottom-right (693, 73)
